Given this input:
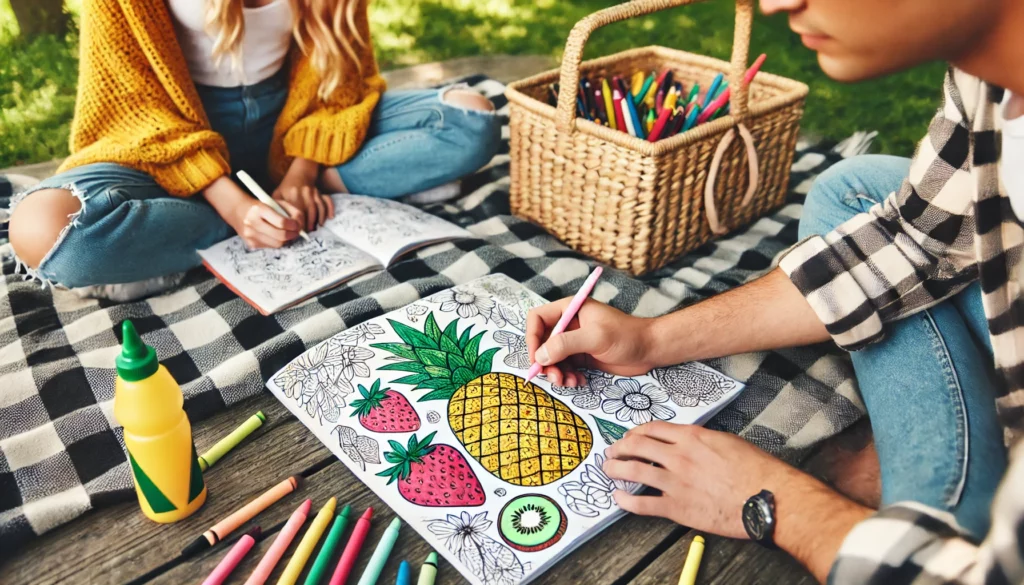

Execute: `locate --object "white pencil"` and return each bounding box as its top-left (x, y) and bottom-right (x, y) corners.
top-left (236, 170), bottom-right (311, 241)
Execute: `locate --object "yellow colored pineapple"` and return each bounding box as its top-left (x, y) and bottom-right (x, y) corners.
top-left (373, 313), bottom-right (593, 486)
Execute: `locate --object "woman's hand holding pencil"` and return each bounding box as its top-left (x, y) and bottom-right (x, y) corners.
top-left (203, 175), bottom-right (304, 250)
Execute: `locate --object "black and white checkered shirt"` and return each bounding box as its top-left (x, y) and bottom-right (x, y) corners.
top-left (780, 68), bottom-right (1024, 583)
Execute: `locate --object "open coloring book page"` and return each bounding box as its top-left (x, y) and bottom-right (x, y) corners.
top-left (266, 274), bottom-right (744, 585)
top-left (198, 232), bottom-right (379, 315)
top-left (324, 195), bottom-right (472, 265)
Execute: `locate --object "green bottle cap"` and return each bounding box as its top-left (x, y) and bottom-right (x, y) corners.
top-left (116, 320), bottom-right (159, 382)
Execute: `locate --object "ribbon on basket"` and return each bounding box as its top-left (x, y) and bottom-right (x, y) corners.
top-left (704, 123), bottom-right (759, 235)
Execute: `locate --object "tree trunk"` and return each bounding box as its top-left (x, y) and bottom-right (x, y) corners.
top-left (9, 0), bottom-right (68, 37)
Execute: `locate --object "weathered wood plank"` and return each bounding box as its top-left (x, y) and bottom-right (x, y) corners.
top-left (2, 392), bottom-right (331, 585)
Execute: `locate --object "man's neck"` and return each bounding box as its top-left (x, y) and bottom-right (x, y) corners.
top-left (953, 0), bottom-right (1024, 95)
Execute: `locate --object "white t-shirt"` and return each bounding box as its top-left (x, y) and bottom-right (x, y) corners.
top-left (167, 0), bottom-right (293, 87)
top-left (1001, 91), bottom-right (1024, 220)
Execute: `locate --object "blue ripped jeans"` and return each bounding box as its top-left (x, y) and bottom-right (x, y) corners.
top-left (9, 72), bottom-right (501, 287)
top-left (801, 155), bottom-right (1007, 538)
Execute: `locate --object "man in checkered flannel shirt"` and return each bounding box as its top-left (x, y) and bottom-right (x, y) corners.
top-left (526, 0), bottom-right (1024, 583)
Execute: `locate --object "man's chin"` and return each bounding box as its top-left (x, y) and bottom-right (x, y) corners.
top-left (816, 53), bottom-right (898, 83)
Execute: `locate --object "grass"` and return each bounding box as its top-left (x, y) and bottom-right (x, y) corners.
top-left (0, 0), bottom-right (946, 169)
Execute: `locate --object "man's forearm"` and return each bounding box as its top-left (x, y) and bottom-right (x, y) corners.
top-left (646, 269), bottom-right (831, 366)
top-left (770, 469), bottom-right (874, 583)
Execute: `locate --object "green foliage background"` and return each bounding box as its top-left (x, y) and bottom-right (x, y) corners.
top-left (0, 0), bottom-right (945, 168)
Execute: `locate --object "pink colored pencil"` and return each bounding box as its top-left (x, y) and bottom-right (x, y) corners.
top-left (244, 499), bottom-right (311, 585)
top-left (698, 54), bottom-right (768, 125)
top-left (525, 266), bottom-right (604, 383)
top-left (647, 106), bottom-right (674, 142)
top-left (327, 507), bottom-right (374, 585)
top-left (202, 526), bottom-right (261, 585)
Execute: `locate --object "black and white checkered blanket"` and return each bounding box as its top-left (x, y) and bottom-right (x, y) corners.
top-left (0, 75), bottom-right (868, 552)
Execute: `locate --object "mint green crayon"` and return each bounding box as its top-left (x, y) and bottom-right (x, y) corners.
top-left (356, 518), bottom-right (401, 585)
top-left (304, 505), bottom-right (352, 585)
top-left (416, 553), bottom-right (438, 585)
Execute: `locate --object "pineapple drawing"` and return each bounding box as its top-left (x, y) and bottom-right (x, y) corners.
top-left (372, 313), bottom-right (593, 487)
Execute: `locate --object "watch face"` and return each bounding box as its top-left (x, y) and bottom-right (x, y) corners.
top-left (743, 500), bottom-right (769, 541)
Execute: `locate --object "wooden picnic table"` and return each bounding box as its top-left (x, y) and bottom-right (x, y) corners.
top-left (3, 390), bottom-right (817, 585)
top-left (2, 55), bottom-right (820, 585)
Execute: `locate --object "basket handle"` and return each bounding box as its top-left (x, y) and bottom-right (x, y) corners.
top-left (556, 0), bottom-right (755, 133)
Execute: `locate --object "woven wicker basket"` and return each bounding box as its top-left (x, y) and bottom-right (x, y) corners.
top-left (505, 0), bottom-right (808, 275)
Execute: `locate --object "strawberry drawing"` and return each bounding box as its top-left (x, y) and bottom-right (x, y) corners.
top-left (350, 379), bottom-right (421, 433)
top-left (376, 432), bottom-right (486, 507)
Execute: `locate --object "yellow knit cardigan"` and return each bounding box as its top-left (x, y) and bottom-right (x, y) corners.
top-left (59, 0), bottom-right (387, 196)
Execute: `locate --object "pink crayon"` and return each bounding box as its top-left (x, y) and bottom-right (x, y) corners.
top-left (202, 526), bottom-right (260, 585)
top-left (244, 499), bottom-right (311, 585)
top-left (526, 266), bottom-right (604, 383)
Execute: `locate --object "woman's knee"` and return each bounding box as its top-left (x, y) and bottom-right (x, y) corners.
top-left (442, 89), bottom-right (495, 112)
top-left (9, 188), bottom-right (81, 269)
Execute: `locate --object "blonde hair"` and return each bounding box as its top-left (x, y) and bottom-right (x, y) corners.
top-left (205, 0), bottom-right (368, 100)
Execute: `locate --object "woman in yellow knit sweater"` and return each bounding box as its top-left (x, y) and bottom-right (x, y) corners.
top-left (6, 0), bottom-right (500, 300)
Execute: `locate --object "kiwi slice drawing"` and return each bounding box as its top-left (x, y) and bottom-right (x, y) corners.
top-left (498, 494), bottom-right (567, 552)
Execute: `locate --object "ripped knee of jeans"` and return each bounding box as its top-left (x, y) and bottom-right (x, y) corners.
top-left (439, 84), bottom-right (496, 113)
top-left (4, 183), bottom-right (86, 288)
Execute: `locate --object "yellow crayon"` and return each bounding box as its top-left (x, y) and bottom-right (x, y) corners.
top-left (277, 497), bottom-right (336, 585)
top-left (664, 87), bottom-right (679, 112)
top-left (677, 535), bottom-right (705, 585)
top-left (198, 411), bottom-right (266, 472)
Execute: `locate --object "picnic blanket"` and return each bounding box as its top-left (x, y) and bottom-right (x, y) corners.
top-left (0, 75), bottom-right (869, 552)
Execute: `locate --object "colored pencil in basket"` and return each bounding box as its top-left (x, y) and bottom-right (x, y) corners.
top-left (593, 87), bottom-right (608, 126)
top-left (635, 73), bottom-right (655, 106)
top-left (663, 86), bottom-right (679, 112)
top-left (685, 82), bottom-right (700, 106)
top-left (683, 103), bottom-right (702, 131)
top-left (621, 84), bottom-right (646, 139)
top-left (703, 73), bottom-right (724, 108)
top-left (647, 106), bottom-right (674, 142)
top-left (612, 89), bottom-right (628, 135)
top-left (631, 71), bottom-right (645, 97)
top-left (602, 79), bottom-right (617, 130)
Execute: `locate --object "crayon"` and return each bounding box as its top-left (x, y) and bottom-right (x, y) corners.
top-left (198, 411), bottom-right (266, 472)
top-left (612, 89), bottom-right (627, 135)
top-left (416, 552), bottom-right (438, 585)
top-left (703, 73), bottom-right (724, 108)
top-left (277, 498), bottom-right (336, 585)
top-left (631, 71), bottom-right (645, 97)
top-left (647, 106), bottom-right (674, 142)
top-left (202, 526), bottom-right (261, 585)
top-left (184, 476), bottom-right (300, 557)
top-left (655, 88), bottom-right (665, 116)
top-left (634, 74), bottom-right (655, 106)
top-left (745, 53), bottom-right (768, 84)
top-left (576, 95), bottom-right (588, 118)
top-left (697, 90), bottom-right (728, 125)
top-left (245, 500), bottom-right (312, 585)
top-left (669, 110), bottom-right (686, 136)
top-left (601, 79), bottom-right (616, 130)
top-left (328, 508), bottom-right (374, 585)
top-left (583, 79), bottom-right (597, 117)
top-left (304, 505), bottom-right (352, 585)
top-left (677, 535), bottom-right (706, 585)
top-left (355, 517), bottom-right (402, 585)
top-left (396, 561), bottom-right (411, 585)
top-left (646, 109), bottom-right (656, 133)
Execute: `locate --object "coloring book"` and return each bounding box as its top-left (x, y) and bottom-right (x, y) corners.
top-left (266, 274), bottom-right (744, 585)
top-left (198, 195), bottom-right (471, 315)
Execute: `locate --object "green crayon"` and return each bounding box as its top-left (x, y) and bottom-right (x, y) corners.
top-left (197, 411), bottom-right (266, 471)
top-left (357, 518), bottom-right (401, 585)
top-left (304, 505), bottom-right (352, 585)
top-left (417, 552), bottom-right (438, 585)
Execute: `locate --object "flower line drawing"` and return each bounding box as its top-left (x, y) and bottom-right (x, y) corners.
top-left (429, 288), bottom-right (496, 322)
top-left (601, 378), bottom-right (674, 425)
top-left (551, 370), bottom-right (614, 410)
top-left (558, 451), bottom-right (641, 518)
top-left (335, 322), bottom-right (386, 345)
top-left (426, 512), bottom-right (528, 585)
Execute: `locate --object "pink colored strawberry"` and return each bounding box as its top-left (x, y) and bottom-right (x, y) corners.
top-left (377, 432), bottom-right (486, 507)
top-left (351, 380), bottom-right (420, 433)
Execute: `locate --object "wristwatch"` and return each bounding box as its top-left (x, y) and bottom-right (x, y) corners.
top-left (742, 489), bottom-right (777, 548)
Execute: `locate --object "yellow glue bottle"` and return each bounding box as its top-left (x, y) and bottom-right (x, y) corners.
top-left (114, 320), bottom-right (207, 523)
